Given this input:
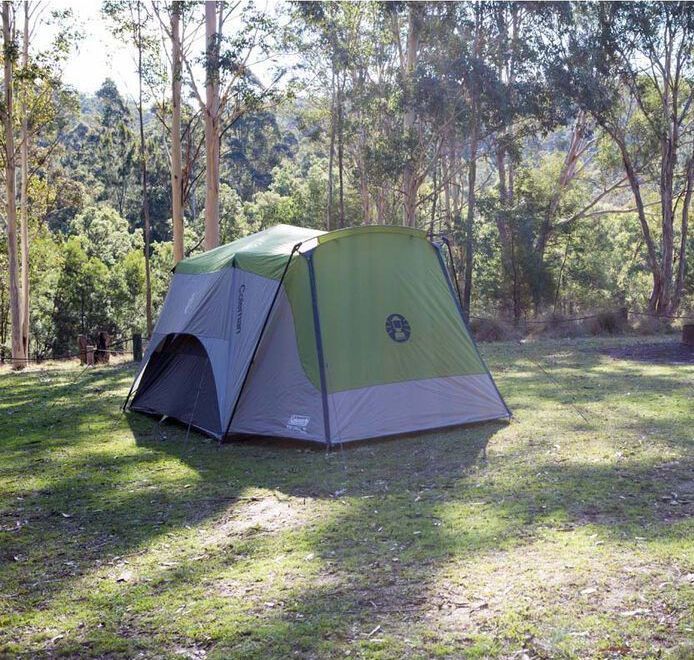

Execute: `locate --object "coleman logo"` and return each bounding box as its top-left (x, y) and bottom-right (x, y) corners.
top-left (235, 284), bottom-right (246, 334)
top-left (385, 313), bottom-right (411, 342)
top-left (287, 414), bottom-right (310, 433)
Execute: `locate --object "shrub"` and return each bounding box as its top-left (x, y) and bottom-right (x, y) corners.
top-left (523, 313), bottom-right (588, 340)
top-left (586, 309), bottom-right (628, 336)
top-left (631, 315), bottom-right (672, 335)
top-left (469, 317), bottom-right (518, 342)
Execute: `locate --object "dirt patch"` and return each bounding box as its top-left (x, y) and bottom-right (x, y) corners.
top-left (204, 495), bottom-right (317, 549)
top-left (601, 341), bottom-right (694, 365)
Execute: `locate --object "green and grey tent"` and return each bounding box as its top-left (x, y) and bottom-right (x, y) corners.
top-left (126, 224), bottom-right (510, 444)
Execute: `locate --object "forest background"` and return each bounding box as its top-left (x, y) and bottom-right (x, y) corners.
top-left (1, 0), bottom-right (692, 362)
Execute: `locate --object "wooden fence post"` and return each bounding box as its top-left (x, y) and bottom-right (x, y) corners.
top-left (683, 324), bottom-right (694, 347)
top-left (86, 345), bottom-right (95, 366)
top-left (132, 333), bottom-right (143, 362)
top-left (96, 331), bottom-right (110, 364)
top-left (77, 335), bottom-right (88, 364)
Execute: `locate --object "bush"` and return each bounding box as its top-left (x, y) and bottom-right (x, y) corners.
top-left (469, 317), bottom-right (518, 342)
top-left (528, 313), bottom-right (589, 340)
top-left (631, 315), bottom-right (673, 335)
top-left (586, 309), bottom-right (628, 336)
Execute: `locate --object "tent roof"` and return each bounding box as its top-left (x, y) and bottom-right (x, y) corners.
top-left (174, 224), bottom-right (430, 279)
top-left (315, 224), bottom-right (426, 246)
top-left (175, 224), bottom-right (325, 278)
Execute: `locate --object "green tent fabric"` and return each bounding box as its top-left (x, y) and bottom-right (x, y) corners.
top-left (127, 224), bottom-right (510, 444)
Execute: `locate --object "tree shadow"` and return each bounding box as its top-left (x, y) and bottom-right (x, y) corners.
top-left (1, 362), bottom-right (502, 657)
top-left (3, 345), bottom-right (692, 657)
top-left (598, 340), bottom-right (694, 365)
top-left (196, 456), bottom-right (693, 658)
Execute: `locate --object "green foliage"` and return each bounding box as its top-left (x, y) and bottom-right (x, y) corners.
top-left (243, 153), bottom-right (332, 230)
top-left (69, 204), bottom-right (142, 267)
top-left (45, 205), bottom-right (148, 354)
top-left (28, 230), bottom-right (63, 357)
top-left (52, 237), bottom-right (113, 354)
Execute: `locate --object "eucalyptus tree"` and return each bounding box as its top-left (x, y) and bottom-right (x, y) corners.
top-left (152, 0), bottom-right (185, 263)
top-left (103, 0), bottom-right (161, 336)
top-left (293, 1), bottom-right (370, 228)
top-left (1, 2), bottom-right (22, 366)
top-left (553, 1), bottom-right (694, 315)
top-left (181, 0), bottom-right (283, 250)
top-left (1, 0), bottom-right (76, 366)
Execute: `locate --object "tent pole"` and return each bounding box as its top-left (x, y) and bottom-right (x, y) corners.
top-left (440, 236), bottom-right (466, 322)
top-left (221, 242), bottom-right (303, 440)
top-left (435, 240), bottom-right (512, 420)
top-left (306, 251), bottom-right (332, 447)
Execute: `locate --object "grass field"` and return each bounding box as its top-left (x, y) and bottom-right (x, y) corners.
top-left (0, 336), bottom-right (692, 658)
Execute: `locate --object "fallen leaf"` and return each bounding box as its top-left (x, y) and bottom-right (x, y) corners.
top-left (580, 587), bottom-right (597, 595)
top-left (116, 570), bottom-right (133, 583)
top-left (620, 609), bottom-right (649, 617)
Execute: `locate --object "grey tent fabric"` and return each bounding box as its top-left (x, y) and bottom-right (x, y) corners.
top-left (230, 288), bottom-right (325, 441)
top-left (130, 267), bottom-right (279, 432)
top-left (326, 374), bottom-right (506, 443)
top-left (131, 334), bottom-right (221, 436)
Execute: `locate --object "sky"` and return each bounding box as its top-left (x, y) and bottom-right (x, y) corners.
top-left (60, 1), bottom-right (141, 96)
top-left (43, 0), bottom-right (285, 99)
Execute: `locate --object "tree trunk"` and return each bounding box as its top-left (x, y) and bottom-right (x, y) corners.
top-left (337, 71), bottom-right (345, 229)
top-left (137, 2), bottom-right (153, 337)
top-left (170, 2), bottom-right (184, 264)
top-left (463, 122), bottom-right (478, 322)
top-left (3, 3), bottom-right (24, 369)
top-left (401, 2), bottom-right (419, 227)
top-left (494, 146), bottom-right (514, 273)
top-left (658, 36), bottom-right (676, 315)
top-left (204, 0), bottom-right (220, 250)
top-left (19, 0), bottom-right (29, 358)
top-left (659, 130), bottom-right (676, 314)
top-left (671, 155), bottom-right (692, 313)
top-left (612, 133), bottom-right (662, 313)
top-left (358, 152), bottom-right (370, 224)
top-left (536, 111), bottom-right (587, 260)
top-left (462, 4), bottom-right (482, 321)
top-left (326, 61), bottom-right (335, 230)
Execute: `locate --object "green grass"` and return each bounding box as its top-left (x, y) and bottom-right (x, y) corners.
top-left (0, 336), bottom-right (692, 659)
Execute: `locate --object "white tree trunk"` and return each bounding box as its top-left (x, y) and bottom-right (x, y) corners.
top-left (19, 0), bottom-right (29, 358)
top-left (3, 3), bottom-right (24, 368)
top-left (401, 3), bottom-right (418, 227)
top-left (204, 0), bottom-right (220, 251)
top-left (170, 2), bottom-right (184, 263)
top-left (136, 1), bottom-right (152, 337)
